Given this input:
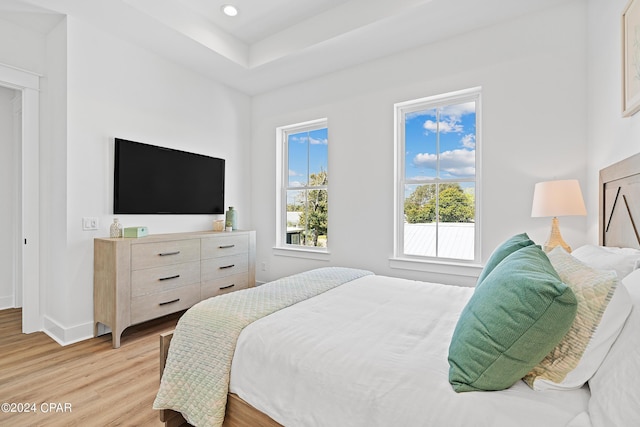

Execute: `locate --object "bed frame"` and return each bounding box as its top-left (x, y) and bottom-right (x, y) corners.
top-left (158, 152), bottom-right (640, 426)
top-left (599, 152), bottom-right (640, 249)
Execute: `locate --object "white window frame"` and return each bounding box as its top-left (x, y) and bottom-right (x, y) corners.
top-left (275, 118), bottom-right (329, 258)
top-left (392, 87), bottom-right (482, 271)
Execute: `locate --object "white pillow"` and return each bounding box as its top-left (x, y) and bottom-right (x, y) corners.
top-left (588, 269), bottom-right (640, 427)
top-left (523, 248), bottom-right (632, 390)
top-left (572, 244), bottom-right (640, 279)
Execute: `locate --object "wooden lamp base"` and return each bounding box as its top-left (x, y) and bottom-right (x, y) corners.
top-left (543, 217), bottom-right (571, 253)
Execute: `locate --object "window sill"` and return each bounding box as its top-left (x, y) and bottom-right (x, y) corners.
top-left (389, 257), bottom-right (483, 278)
top-left (273, 246), bottom-right (331, 261)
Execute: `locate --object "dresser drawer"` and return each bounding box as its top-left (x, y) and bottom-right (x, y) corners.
top-left (201, 254), bottom-right (248, 282)
top-left (131, 261), bottom-right (200, 298)
top-left (131, 239), bottom-right (200, 270)
top-left (201, 234), bottom-right (249, 259)
top-left (130, 283), bottom-right (200, 324)
top-left (201, 273), bottom-right (249, 299)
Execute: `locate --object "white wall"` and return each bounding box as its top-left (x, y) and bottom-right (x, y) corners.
top-left (0, 86), bottom-right (17, 308)
top-left (41, 17), bottom-right (69, 341)
top-left (586, 0), bottom-right (640, 241)
top-left (0, 16), bottom-right (47, 74)
top-left (35, 16), bottom-right (252, 343)
top-left (251, 1), bottom-right (589, 286)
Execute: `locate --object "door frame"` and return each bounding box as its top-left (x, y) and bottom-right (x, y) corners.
top-left (0, 62), bottom-right (41, 333)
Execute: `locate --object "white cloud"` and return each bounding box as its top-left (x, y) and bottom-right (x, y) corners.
top-left (288, 171), bottom-right (305, 187)
top-left (413, 149), bottom-right (475, 177)
top-left (423, 119), bottom-right (463, 134)
top-left (289, 136), bottom-right (304, 144)
top-left (421, 101), bottom-right (476, 136)
top-left (413, 152), bottom-right (437, 167)
top-left (405, 110), bottom-right (432, 121)
top-left (461, 134), bottom-right (476, 149)
top-left (440, 102), bottom-right (475, 121)
top-left (289, 135), bottom-right (327, 145)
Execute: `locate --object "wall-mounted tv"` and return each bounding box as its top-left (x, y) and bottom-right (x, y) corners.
top-left (114, 138), bottom-right (225, 214)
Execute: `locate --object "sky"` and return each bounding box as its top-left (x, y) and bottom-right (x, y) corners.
top-left (288, 127), bottom-right (328, 188)
top-left (404, 101), bottom-right (476, 182)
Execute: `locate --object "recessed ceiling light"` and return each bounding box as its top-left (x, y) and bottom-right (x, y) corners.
top-left (221, 4), bottom-right (239, 17)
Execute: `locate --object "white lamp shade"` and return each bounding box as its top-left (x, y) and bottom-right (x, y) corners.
top-left (531, 179), bottom-right (587, 218)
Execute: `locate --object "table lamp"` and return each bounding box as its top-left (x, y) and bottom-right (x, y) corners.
top-left (531, 179), bottom-right (586, 252)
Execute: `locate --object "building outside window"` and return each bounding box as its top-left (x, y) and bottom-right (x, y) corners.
top-left (276, 119), bottom-right (328, 251)
top-left (394, 88), bottom-right (480, 263)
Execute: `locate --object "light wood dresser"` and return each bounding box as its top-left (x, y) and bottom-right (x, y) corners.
top-left (94, 230), bottom-right (256, 348)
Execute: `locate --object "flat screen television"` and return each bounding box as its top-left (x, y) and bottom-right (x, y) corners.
top-left (114, 138), bottom-right (225, 214)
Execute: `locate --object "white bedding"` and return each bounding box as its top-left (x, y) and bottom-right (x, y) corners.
top-left (229, 275), bottom-right (591, 427)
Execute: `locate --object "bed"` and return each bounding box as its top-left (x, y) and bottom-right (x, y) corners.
top-left (154, 153), bottom-right (640, 427)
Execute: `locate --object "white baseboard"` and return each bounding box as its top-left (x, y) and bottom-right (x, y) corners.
top-left (43, 316), bottom-right (94, 346)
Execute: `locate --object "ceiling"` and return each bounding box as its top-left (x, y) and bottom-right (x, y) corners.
top-left (2, 0), bottom-right (574, 95)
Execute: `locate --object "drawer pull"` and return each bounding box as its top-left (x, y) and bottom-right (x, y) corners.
top-left (219, 264), bottom-right (235, 269)
top-left (159, 274), bottom-right (180, 281)
top-left (159, 251), bottom-right (181, 257)
top-left (219, 284), bottom-right (235, 290)
top-left (159, 298), bottom-right (180, 306)
top-left (219, 244), bottom-right (235, 249)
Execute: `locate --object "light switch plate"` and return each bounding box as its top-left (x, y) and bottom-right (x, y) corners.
top-left (82, 217), bottom-right (98, 230)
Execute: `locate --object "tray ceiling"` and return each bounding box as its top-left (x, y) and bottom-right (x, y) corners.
top-left (3, 0), bottom-right (575, 95)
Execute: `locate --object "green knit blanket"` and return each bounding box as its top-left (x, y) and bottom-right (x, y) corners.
top-left (153, 267), bottom-right (373, 427)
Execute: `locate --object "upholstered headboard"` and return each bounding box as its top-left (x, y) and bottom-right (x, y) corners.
top-left (599, 152), bottom-right (640, 249)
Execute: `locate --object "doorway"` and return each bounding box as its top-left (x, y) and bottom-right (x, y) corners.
top-left (0, 63), bottom-right (41, 333)
top-left (0, 87), bottom-right (20, 310)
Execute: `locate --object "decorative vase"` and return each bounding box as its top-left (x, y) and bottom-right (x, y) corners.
top-left (213, 219), bottom-right (225, 232)
top-left (110, 218), bottom-right (123, 238)
top-left (225, 207), bottom-right (237, 231)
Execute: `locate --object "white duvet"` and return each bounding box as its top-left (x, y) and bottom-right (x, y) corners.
top-left (229, 275), bottom-right (591, 427)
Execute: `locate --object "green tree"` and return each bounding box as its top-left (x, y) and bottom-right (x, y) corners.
top-left (297, 170), bottom-right (328, 246)
top-left (405, 183), bottom-right (474, 223)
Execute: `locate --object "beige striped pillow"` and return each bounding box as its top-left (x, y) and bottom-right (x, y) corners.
top-left (523, 247), bottom-right (622, 390)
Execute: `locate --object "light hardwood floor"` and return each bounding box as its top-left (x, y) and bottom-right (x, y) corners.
top-left (0, 308), bottom-right (182, 426)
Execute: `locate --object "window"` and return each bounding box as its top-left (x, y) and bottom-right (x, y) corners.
top-left (276, 119), bottom-right (328, 251)
top-left (394, 88), bottom-right (480, 263)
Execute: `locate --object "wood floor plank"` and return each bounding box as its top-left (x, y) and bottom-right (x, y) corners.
top-left (0, 308), bottom-right (182, 426)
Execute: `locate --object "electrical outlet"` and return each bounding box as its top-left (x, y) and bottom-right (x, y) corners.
top-left (82, 217), bottom-right (99, 231)
top-left (261, 262), bottom-right (269, 272)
